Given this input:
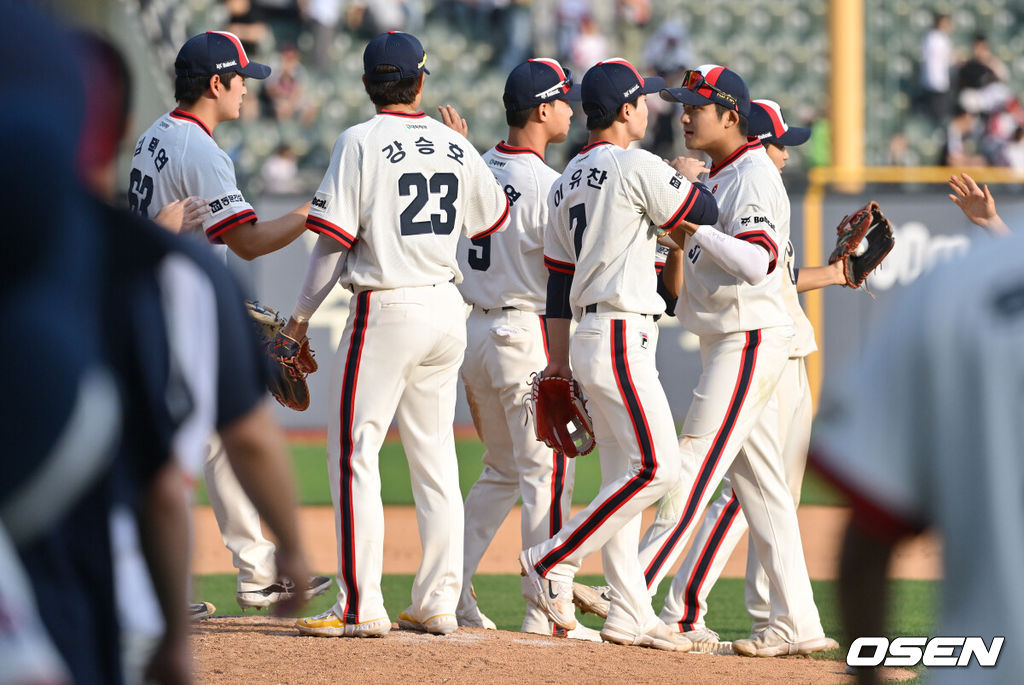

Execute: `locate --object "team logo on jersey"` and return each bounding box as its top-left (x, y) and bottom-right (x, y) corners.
top-left (405, 123), bottom-right (427, 130)
top-left (640, 333), bottom-right (649, 349)
top-left (158, 120), bottom-right (171, 130)
top-left (711, 183), bottom-right (719, 194)
top-left (311, 192), bottom-right (331, 211)
top-left (669, 172), bottom-right (683, 189)
top-left (209, 199), bottom-right (223, 213)
top-left (488, 158), bottom-right (507, 168)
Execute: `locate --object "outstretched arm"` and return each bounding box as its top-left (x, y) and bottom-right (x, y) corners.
top-left (948, 172), bottom-right (1010, 236)
top-left (796, 262), bottom-right (846, 292)
top-left (221, 202), bottom-right (312, 260)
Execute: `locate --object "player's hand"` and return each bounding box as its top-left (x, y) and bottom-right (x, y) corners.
top-left (540, 360), bottom-right (573, 380)
top-left (666, 156), bottom-right (708, 182)
top-left (947, 172), bottom-right (1010, 235)
top-left (272, 545), bottom-right (312, 617)
top-left (438, 105), bottom-right (468, 137)
top-left (657, 233), bottom-right (681, 249)
top-left (154, 196), bottom-right (209, 233)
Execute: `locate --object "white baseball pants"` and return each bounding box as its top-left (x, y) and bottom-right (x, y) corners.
top-left (664, 357), bottom-right (815, 633)
top-left (327, 282), bottom-right (466, 624)
top-left (457, 308), bottom-right (575, 631)
top-left (638, 326), bottom-right (825, 642)
top-left (523, 312), bottom-right (681, 634)
top-left (202, 435), bottom-right (277, 591)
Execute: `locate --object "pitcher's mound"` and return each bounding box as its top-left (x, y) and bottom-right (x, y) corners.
top-left (193, 616), bottom-right (916, 683)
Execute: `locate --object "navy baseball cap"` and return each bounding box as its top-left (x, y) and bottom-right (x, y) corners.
top-left (748, 99), bottom-right (810, 146)
top-left (503, 58), bottom-right (581, 112)
top-left (363, 31), bottom-right (430, 83)
top-left (660, 64), bottom-right (750, 117)
top-left (175, 31), bottom-right (271, 79)
top-left (581, 58), bottom-right (665, 118)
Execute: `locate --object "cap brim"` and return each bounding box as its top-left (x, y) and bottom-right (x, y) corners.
top-left (238, 62), bottom-right (272, 79)
top-left (659, 86), bottom-right (712, 106)
top-left (641, 76), bottom-right (665, 95)
top-left (773, 126), bottom-right (811, 146)
top-left (562, 82), bottom-right (581, 101)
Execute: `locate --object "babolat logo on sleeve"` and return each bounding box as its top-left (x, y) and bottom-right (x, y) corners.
top-left (311, 193), bottom-right (330, 211)
top-left (753, 215), bottom-right (776, 230)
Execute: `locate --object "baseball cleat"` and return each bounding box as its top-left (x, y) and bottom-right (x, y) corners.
top-left (456, 606), bottom-right (497, 630)
top-left (601, 621), bottom-right (693, 652)
top-left (565, 623), bottom-right (603, 642)
top-left (189, 601), bottom-right (216, 620)
top-left (295, 609), bottom-right (391, 638)
top-left (571, 582), bottom-right (611, 618)
top-left (398, 608), bottom-right (459, 635)
top-left (519, 551), bottom-right (577, 631)
top-left (237, 575), bottom-right (332, 609)
top-left (732, 627), bottom-right (840, 657)
top-left (679, 626), bottom-right (734, 654)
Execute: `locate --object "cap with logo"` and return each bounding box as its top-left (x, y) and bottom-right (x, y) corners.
top-left (748, 99), bottom-right (810, 146)
top-left (503, 58), bottom-right (581, 112)
top-left (660, 64), bottom-right (750, 117)
top-left (363, 31), bottom-right (430, 83)
top-left (175, 31), bottom-right (271, 80)
top-left (580, 58), bottom-right (666, 118)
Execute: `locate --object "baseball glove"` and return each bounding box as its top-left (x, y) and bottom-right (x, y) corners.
top-left (827, 201), bottom-right (895, 289)
top-left (244, 301), bottom-right (317, 411)
top-left (525, 373), bottom-right (596, 458)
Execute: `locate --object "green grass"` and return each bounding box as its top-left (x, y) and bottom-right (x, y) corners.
top-left (194, 439), bottom-right (847, 508)
top-left (196, 573), bottom-right (936, 657)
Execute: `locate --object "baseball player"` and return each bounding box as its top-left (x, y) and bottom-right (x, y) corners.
top-left (451, 58), bottom-right (600, 641)
top-left (644, 99), bottom-right (844, 652)
top-left (130, 30), bottom-right (329, 612)
top-left (813, 228), bottom-right (1024, 685)
top-left (519, 58), bottom-right (718, 652)
top-left (279, 31), bottom-right (511, 638)
top-left (625, 66), bottom-right (834, 657)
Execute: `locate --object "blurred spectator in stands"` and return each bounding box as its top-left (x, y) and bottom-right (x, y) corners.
top-left (493, 0), bottom-right (533, 72)
top-left (999, 127), bottom-right (1024, 171)
top-left (347, 0), bottom-right (409, 37)
top-left (254, 0), bottom-right (303, 47)
top-left (920, 12), bottom-right (955, 124)
top-left (886, 132), bottom-right (919, 166)
top-left (617, 0), bottom-right (651, 64)
top-left (303, 0), bottom-right (342, 73)
top-left (941, 106), bottom-right (986, 167)
top-left (641, 17), bottom-right (692, 160)
top-left (957, 34), bottom-right (1012, 117)
top-left (555, 0), bottom-right (589, 63)
top-left (226, 0), bottom-right (269, 56)
top-left (261, 143), bottom-right (304, 194)
top-left (569, 14), bottom-right (609, 73)
top-left (642, 17), bottom-right (692, 79)
top-left (260, 43), bottom-right (318, 126)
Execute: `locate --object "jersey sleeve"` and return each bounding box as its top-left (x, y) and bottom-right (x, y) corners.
top-left (723, 181), bottom-right (780, 273)
top-left (624, 151), bottom-right (717, 231)
top-left (306, 131), bottom-right (361, 249)
top-left (810, 285), bottom-right (932, 542)
top-left (182, 144), bottom-right (257, 244)
top-left (542, 180), bottom-right (576, 277)
top-left (462, 146), bottom-right (511, 240)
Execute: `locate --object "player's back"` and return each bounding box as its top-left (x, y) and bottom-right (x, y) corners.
top-left (130, 110), bottom-right (254, 253)
top-left (548, 143), bottom-right (676, 318)
top-left (680, 143), bottom-right (791, 335)
top-left (314, 111), bottom-right (508, 291)
top-left (458, 143), bottom-right (558, 312)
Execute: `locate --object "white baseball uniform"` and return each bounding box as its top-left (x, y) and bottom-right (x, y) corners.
top-left (455, 142), bottom-right (576, 635)
top-left (524, 141), bottom-right (710, 636)
top-left (308, 109), bottom-right (509, 626)
top-left (130, 109), bottom-right (277, 594)
top-left (636, 140), bottom-right (826, 643)
top-left (812, 230), bottom-right (1024, 684)
top-left (668, 238), bottom-right (818, 634)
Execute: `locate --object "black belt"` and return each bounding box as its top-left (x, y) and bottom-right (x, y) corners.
top-left (584, 303), bottom-right (660, 322)
top-left (480, 305), bottom-right (517, 313)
